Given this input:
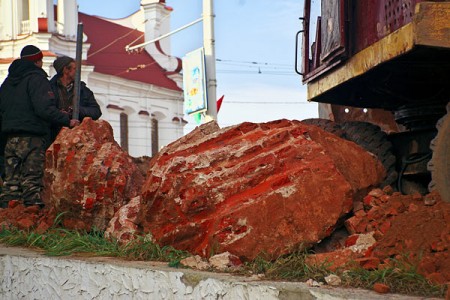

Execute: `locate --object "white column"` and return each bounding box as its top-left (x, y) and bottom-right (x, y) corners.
top-left (12, 0), bottom-right (22, 38)
top-left (57, 0), bottom-right (78, 39)
top-left (0, 0), bottom-right (14, 40)
top-left (47, 0), bottom-right (55, 32)
top-left (140, 0), bottom-right (178, 72)
top-left (203, 0), bottom-right (217, 121)
top-left (141, 0), bottom-right (164, 43)
top-left (29, 0), bottom-right (49, 32)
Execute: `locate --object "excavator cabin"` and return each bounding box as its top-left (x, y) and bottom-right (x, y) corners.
top-left (297, 0), bottom-right (449, 201)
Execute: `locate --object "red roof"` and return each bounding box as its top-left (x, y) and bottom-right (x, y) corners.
top-left (79, 12), bottom-right (181, 91)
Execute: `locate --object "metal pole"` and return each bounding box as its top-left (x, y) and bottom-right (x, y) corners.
top-left (72, 22), bottom-right (83, 120)
top-left (203, 0), bottom-right (217, 122)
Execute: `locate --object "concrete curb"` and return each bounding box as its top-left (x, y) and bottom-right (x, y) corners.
top-left (0, 246), bottom-right (441, 299)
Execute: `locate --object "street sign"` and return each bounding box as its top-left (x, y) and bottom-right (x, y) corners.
top-left (183, 48), bottom-right (208, 115)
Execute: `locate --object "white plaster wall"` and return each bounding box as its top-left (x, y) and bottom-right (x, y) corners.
top-left (0, 255), bottom-right (280, 300)
top-left (88, 72), bottom-right (184, 157)
top-left (0, 248), bottom-right (427, 300)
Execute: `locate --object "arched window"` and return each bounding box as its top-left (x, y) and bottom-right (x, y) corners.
top-left (120, 112), bottom-right (129, 152)
top-left (151, 117), bottom-right (159, 156)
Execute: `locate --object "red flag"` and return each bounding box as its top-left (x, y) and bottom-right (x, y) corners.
top-left (216, 95), bottom-right (224, 113)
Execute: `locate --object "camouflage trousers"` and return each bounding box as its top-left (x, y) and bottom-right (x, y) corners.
top-left (0, 132), bottom-right (5, 180)
top-left (0, 136), bottom-right (46, 206)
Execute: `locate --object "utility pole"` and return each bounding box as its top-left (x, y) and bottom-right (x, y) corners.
top-left (202, 0), bottom-right (218, 122)
top-left (72, 23), bottom-right (83, 120)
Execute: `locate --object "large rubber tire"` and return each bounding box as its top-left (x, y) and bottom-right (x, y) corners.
top-left (301, 118), bottom-right (346, 138)
top-left (428, 103), bottom-right (450, 202)
top-left (341, 121), bottom-right (398, 187)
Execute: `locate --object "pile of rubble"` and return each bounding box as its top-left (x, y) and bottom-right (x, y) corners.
top-left (308, 188), bottom-right (449, 285)
top-left (0, 118), bottom-right (448, 288)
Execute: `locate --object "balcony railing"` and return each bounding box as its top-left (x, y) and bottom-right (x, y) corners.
top-left (21, 20), bottom-right (30, 34)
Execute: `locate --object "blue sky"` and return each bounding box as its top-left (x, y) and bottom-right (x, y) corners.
top-left (76, 0), bottom-right (318, 129)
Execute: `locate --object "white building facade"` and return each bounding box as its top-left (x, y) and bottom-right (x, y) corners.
top-left (0, 0), bottom-right (186, 157)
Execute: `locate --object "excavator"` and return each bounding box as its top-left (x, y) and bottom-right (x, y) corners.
top-left (297, 0), bottom-right (449, 201)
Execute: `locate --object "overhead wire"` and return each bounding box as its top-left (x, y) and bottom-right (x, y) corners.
top-left (217, 70), bottom-right (295, 76)
top-left (124, 13), bottom-right (171, 50)
top-left (215, 58), bottom-right (295, 76)
top-left (92, 56), bottom-right (294, 75)
top-left (88, 27), bottom-right (141, 59)
top-left (88, 13), bottom-right (170, 59)
top-left (114, 61), bottom-right (159, 76)
top-left (216, 58), bottom-right (291, 67)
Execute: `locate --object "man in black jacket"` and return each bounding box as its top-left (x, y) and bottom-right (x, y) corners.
top-left (0, 45), bottom-right (80, 208)
top-left (49, 56), bottom-right (102, 143)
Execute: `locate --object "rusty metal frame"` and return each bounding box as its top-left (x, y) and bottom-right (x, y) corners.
top-left (301, 0), bottom-right (348, 83)
top-left (306, 2), bottom-right (450, 102)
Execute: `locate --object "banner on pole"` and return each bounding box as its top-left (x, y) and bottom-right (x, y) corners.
top-left (182, 48), bottom-right (208, 115)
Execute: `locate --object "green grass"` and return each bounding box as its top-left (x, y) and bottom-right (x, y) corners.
top-left (0, 226), bottom-right (446, 298)
top-left (244, 250), bottom-right (331, 282)
top-left (0, 227), bottom-right (189, 264)
top-left (243, 250), bottom-right (446, 298)
top-left (341, 258), bottom-right (446, 297)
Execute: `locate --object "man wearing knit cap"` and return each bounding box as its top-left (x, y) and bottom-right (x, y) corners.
top-left (49, 56), bottom-right (101, 143)
top-left (0, 45), bottom-right (80, 208)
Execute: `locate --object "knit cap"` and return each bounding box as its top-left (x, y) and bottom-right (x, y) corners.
top-left (20, 45), bottom-right (43, 62)
top-left (53, 56), bottom-right (75, 74)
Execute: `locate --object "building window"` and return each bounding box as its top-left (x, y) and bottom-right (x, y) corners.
top-left (120, 112), bottom-right (129, 152)
top-left (151, 118), bottom-right (159, 157)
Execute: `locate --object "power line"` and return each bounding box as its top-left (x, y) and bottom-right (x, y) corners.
top-left (217, 70), bottom-right (296, 76)
top-left (115, 61), bottom-right (159, 76)
top-left (216, 58), bottom-right (291, 67)
top-left (217, 62), bottom-right (292, 71)
top-left (88, 27), bottom-right (141, 59)
top-left (91, 58), bottom-right (293, 74)
top-left (219, 101), bottom-right (312, 104)
top-left (92, 65), bottom-right (296, 76)
top-left (215, 58), bottom-right (295, 76)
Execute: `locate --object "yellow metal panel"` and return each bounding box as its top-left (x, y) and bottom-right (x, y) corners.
top-left (415, 2), bottom-right (450, 48)
top-left (307, 1), bottom-right (450, 102)
top-left (308, 24), bottom-right (415, 100)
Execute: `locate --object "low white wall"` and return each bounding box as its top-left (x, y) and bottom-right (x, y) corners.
top-left (0, 247), bottom-right (428, 300)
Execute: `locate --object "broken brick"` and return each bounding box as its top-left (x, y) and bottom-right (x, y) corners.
top-left (345, 235), bottom-right (359, 247)
top-left (356, 257), bottom-right (380, 270)
top-left (379, 221), bottom-right (391, 234)
top-left (373, 283), bottom-right (390, 294)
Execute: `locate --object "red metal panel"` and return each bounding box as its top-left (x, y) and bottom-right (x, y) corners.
top-left (351, 0), bottom-right (420, 54)
top-left (302, 0), bottom-right (426, 81)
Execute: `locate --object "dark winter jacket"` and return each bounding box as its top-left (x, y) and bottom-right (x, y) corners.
top-left (49, 75), bottom-right (102, 121)
top-left (49, 75), bottom-right (102, 142)
top-left (0, 59), bottom-right (70, 137)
